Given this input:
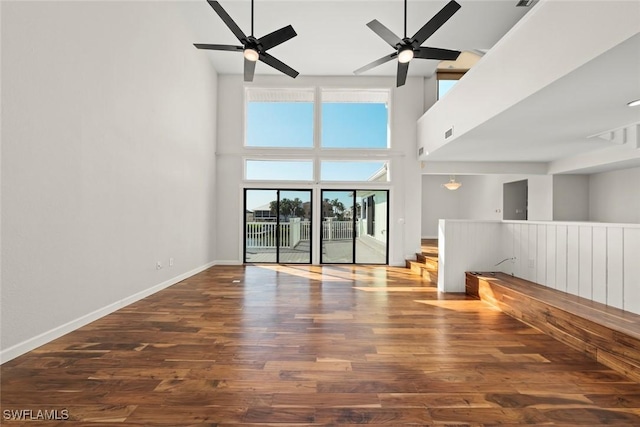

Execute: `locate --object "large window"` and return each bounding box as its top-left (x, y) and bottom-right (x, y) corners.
top-left (245, 88), bottom-right (314, 148)
top-left (243, 88), bottom-right (392, 183)
top-left (321, 89), bottom-right (389, 149)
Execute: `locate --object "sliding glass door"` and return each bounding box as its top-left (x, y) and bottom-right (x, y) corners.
top-left (320, 190), bottom-right (388, 264)
top-left (244, 189), bottom-right (312, 263)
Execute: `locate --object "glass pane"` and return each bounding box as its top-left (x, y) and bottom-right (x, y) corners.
top-left (321, 103), bottom-right (388, 149)
top-left (321, 161), bottom-right (388, 182)
top-left (438, 80), bottom-right (458, 99)
top-left (320, 90), bottom-right (389, 149)
top-left (245, 190), bottom-right (278, 263)
top-left (245, 160), bottom-right (313, 181)
top-left (321, 190), bottom-right (355, 263)
top-left (355, 191), bottom-right (388, 264)
top-left (245, 88), bottom-right (314, 148)
top-left (278, 190), bottom-right (312, 263)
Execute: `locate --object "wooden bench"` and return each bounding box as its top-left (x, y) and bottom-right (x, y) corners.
top-left (466, 271), bottom-right (640, 382)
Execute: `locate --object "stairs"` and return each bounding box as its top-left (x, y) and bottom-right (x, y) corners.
top-left (405, 239), bottom-right (438, 284)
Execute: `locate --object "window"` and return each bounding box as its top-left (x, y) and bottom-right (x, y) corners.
top-left (321, 89), bottom-right (389, 149)
top-left (245, 88), bottom-right (314, 148)
top-left (243, 88), bottom-right (394, 183)
top-left (436, 51), bottom-right (481, 99)
top-left (320, 161), bottom-right (389, 182)
top-left (437, 71), bottom-right (464, 99)
top-left (245, 160), bottom-right (313, 181)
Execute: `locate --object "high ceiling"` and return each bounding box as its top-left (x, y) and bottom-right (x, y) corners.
top-left (184, 0), bottom-right (533, 78)
top-left (183, 0), bottom-right (640, 175)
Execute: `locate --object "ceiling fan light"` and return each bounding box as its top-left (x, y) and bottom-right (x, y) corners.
top-left (398, 48), bottom-right (414, 63)
top-left (243, 48), bottom-right (259, 62)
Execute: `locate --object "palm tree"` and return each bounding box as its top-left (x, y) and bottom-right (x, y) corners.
top-left (331, 198), bottom-right (346, 220)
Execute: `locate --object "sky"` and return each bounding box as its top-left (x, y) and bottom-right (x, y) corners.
top-left (438, 80), bottom-right (458, 99)
top-left (245, 102), bottom-right (388, 149)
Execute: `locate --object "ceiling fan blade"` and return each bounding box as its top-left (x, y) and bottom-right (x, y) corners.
top-left (411, 0), bottom-right (461, 46)
top-left (353, 52), bottom-right (398, 75)
top-left (414, 47), bottom-right (461, 61)
top-left (397, 61), bottom-right (409, 87)
top-left (244, 58), bottom-right (256, 82)
top-left (259, 52), bottom-right (299, 78)
top-left (207, 0), bottom-right (247, 42)
top-left (193, 43), bottom-right (244, 52)
top-left (258, 25), bottom-right (297, 51)
top-left (366, 20), bottom-right (403, 48)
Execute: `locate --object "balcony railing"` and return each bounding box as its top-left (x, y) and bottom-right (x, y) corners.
top-left (246, 220), bottom-right (359, 249)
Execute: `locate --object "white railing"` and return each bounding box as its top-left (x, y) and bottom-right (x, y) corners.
top-left (322, 220), bottom-right (357, 240)
top-left (246, 220), bottom-right (358, 249)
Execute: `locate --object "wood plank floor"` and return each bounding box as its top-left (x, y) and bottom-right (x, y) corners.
top-left (3, 265), bottom-right (640, 425)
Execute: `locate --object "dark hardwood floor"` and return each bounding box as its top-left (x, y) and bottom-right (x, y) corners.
top-left (3, 264), bottom-right (640, 425)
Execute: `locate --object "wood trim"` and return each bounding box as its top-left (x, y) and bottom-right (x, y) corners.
top-left (436, 71), bottom-right (466, 80)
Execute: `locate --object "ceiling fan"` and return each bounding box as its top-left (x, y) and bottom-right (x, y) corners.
top-left (354, 0), bottom-right (462, 87)
top-left (194, 0), bottom-right (299, 82)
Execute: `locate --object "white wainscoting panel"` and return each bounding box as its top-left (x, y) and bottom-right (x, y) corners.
top-left (556, 225), bottom-right (568, 293)
top-left (608, 227), bottom-right (624, 310)
top-left (537, 225), bottom-right (547, 287)
top-left (438, 220), bottom-right (503, 293)
top-left (579, 226), bottom-right (593, 299)
top-left (545, 225), bottom-right (557, 289)
top-left (624, 228), bottom-right (640, 314)
top-left (440, 220), bottom-right (640, 315)
top-left (567, 225), bottom-right (580, 296)
top-left (592, 227), bottom-right (607, 305)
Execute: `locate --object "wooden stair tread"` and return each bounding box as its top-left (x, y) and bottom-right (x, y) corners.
top-left (405, 239), bottom-right (438, 282)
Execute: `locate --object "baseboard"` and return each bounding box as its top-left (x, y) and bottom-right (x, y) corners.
top-left (0, 261), bottom-right (216, 364)
top-left (214, 260), bottom-right (243, 265)
top-left (422, 235), bottom-right (438, 239)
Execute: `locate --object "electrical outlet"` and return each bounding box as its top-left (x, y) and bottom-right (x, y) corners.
top-left (169, 258), bottom-right (174, 267)
top-left (156, 261), bottom-right (162, 270)
top-left (528, 259), bottom-right (535, 268)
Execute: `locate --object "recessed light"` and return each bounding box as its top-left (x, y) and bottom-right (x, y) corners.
top-left (628, 99), bottom-right (640, 107)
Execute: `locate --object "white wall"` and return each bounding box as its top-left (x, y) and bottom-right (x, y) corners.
top-left (421, 175), bottom-right (465, 238)
top-left (215, 75), bottom-right (423, 266)
top-left (1, 1), bottom-right (218, 361)
top-left (589, 167), bottom-right (640, 223)
top-left (422, 174), bottom-right (552, 238)
top-left (552, 174), bottom-right (589, 221)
